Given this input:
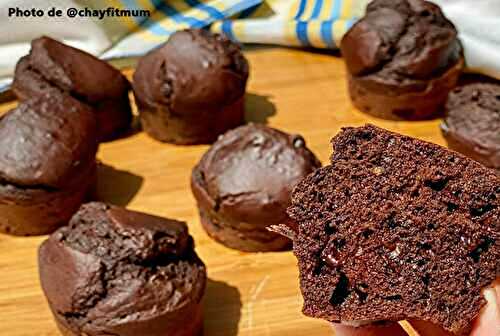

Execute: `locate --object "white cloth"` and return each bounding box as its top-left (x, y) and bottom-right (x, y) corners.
top-left (432, 0), bottom-right (500, 79)
top-left (0, 0), bottom-right (126, 78)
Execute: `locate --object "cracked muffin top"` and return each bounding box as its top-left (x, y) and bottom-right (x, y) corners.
top-left (192, 123), bottom-right (321, 226)
top-left (341, 0), bottom-right (462, 92)
top-left (13, 36), bottom-right (130, 105)
top-left (38, 202), bottom-right (206, 336)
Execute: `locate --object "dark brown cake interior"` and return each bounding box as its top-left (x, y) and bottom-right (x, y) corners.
top-left (288, 125), bottom-right (499, 335)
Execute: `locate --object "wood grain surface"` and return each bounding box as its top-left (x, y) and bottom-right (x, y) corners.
top-left (0, 47), bottom-right (441, 336)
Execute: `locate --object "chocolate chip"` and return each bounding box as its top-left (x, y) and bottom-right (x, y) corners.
top-left (362, 229), bottom-right (374, 238)
top-left (330, 273), bottom-right (350, 306)
top-left (354, 284), bottom-right (369, 303)
top-left (387, 215), bottom-right (398, 229)
top-left (422, 273), bottom-right (430, 286)
top-left (325, 222), bottom-right (337, 235)
top-left (470, 204), bottom-right (496, 217)
top-left (292, 135), bottom-right (305, 148)
top-left (424, 177), bottom-right (449, 191)
top-left (446, 202), bottom-right (458, 212)
top-left (324, 251), bottom-right (343, 268)
top-left (427, 223), bottom-right (437, 230)
top-left (469, 237), bottom-right (495, 262)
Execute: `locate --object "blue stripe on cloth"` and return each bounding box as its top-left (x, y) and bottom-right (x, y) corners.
top-left (320, 20), bottom-right (335, 48)
top-left (119, 0), bottom-right (142, 24)
top-left (142, 19), bottom-right (173, 36)
top-left (221, 20), bottom-right (237, 41)
top-left (331, 0), bottom-right (342, 20)
top-left (225, 0), bottom-right (263, 17)
top-left (117, 0), bottom-right (135, 9)
top-left (0, 80), bottom-right (11, 93)
top-left (311, 0), bottom-right (324, 19)
top-left (185, 0), bottom-right (225, 20)
top-left (149, 0), bottom-right (164, 8)
top-left (118, 0), bottom-right (156, 25)
top-left (346, 18), bottom-right (357, 30)
top-left (158, 3), bottom-right (206, 27)
top-left (294, 0), bottom-right (307, 19)
top-left (296, 21), bottom-right (310, 46)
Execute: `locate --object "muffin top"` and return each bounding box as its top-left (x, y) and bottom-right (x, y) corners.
top-left (0, 93), bottom-right (98, 189)
top-left (341, 0), bottom-right (462, 91)
top-left (443, 83), bottom-right (500, 168)
top-left (13, 36), bottom-right (130, 104)
top-left (38, 202), bottom-right (206, 335)
top-left (193, 124), bottom-right (320, 225)
top-left (133, 29), bottom-right (249, 115)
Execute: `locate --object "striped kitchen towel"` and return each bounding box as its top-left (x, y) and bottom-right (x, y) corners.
top-left (211, 0), bottom-right (367, 49)
top-left (1, 0), bottom-right (500, 92)
top-left (0, 0), bottom-right (365, 90)
top-left (110, 0), bottom-right (368, 57)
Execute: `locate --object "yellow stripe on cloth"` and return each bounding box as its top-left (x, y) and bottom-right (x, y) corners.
top-left (352, 0), bottom-right (369, 17)
top-left (288, 0), bottom-right (300, 19)
top-left (105, 0), bottom-right (140, 31)
top-left (170, 0), bottom-right (213, 21)
top-left (120, 1), bottom-right (163, 43)
top-left (299, 0), bottom-right (316, 20)
top-left (340, 0), bottom-right (353, 19)
top-left (168, 0), bottom-right (191, 13)
top-left (211, 21), bottom-right (223, 33)
top-left (307, 20), bottom-right (327, 48)
top-left (318, 0), bottom-right (334, 20)
top-left (102, 0), bottom-right (367, 60)
top-left (333, 18), bottom-right (349, 46)
top-left (265, 0), bottom-right (288, 11)
top-left (284, 20), bottom-right (301, 46)
top-left (148, 10), bottom-right (190, 35)
top-left (136, 0), bottom-right (157, 12)
top-left (231, 20), bottom-right (246, 40)
top-left (250, 2), bottom-right (275, 18)
top-left (211, 0), bottom-right (238, 12)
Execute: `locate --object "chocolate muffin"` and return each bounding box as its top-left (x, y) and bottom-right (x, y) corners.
top-left (441, 83), bottom-right (500, 170)
top-left (132, 29), bottom-right (249, 144)
top-left (191, 124), bottom-right (321, 252)
top-left (38, 202), bottom-right (206, 336)
top-left (0, 94), bottom-right (98, 236)
top-left (286, 125), bottom-right (499, 335)
top-left (340, 0), bottom-right (464, 120)
top-left (13, 36), bottom-right (132, 141)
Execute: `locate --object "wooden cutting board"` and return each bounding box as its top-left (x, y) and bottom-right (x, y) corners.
top-left (0, 47), bottom-right (437, 336)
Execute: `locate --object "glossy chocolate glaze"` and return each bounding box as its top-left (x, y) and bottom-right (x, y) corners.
top-left (191, 124), bottom-right (320, 251)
